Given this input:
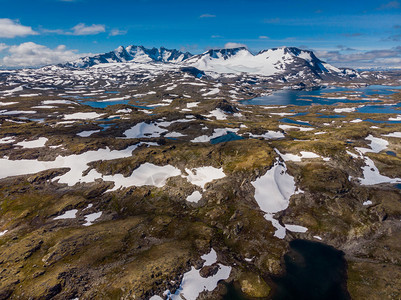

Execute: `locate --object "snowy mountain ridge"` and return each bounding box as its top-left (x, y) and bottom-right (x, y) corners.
top-left (59, 45), bottom-right (359, 80)
top-left (184, 46), bottom-right (356, 78)
top-left (62, 45), bottom-right (193, 68)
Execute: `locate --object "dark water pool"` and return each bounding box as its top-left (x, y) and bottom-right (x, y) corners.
top-left (386, 151), bottom-right (397, 157)
top-left (241, 85), bottom-right (401, 106)
top-left (222, 239), bottom-right (350, 300)
top-left (271, 239), bottom-right (350, 300)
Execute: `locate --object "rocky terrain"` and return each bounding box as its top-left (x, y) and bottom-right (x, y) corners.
top-left (0, 48), bottom-right (400, 299)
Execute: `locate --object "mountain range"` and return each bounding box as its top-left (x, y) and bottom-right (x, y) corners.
top-left (60, 45), bottom-right (359, 80)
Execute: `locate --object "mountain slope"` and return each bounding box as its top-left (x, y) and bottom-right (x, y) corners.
top-left (61, 45), bottom-right (193, 68)
top-left (183, 46), bottom-right (358, 79)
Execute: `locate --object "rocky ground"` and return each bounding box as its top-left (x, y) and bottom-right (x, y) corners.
top-left (0, 68), bottom-right (400, 299)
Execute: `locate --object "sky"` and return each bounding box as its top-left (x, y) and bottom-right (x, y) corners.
top-left (0, 0), bottom-right (401, 69)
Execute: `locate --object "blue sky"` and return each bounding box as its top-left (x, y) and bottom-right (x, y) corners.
top-left (0, 0), bottom-right (401, 68)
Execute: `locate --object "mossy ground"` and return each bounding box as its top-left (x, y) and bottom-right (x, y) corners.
top-left (0, 83), bottom-right (400, 299)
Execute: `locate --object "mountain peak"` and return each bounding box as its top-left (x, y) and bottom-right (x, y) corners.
top-left (61, 45), bottom-right (193, 68)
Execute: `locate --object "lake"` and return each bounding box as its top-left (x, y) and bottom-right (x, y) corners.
top-left (271, 239), bottom-right (350, 300)
top-left (241, 85), bottom-right (401, 106)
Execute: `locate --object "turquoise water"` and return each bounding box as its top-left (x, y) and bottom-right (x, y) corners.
top-left (242, 85), bottom-right (401, 106)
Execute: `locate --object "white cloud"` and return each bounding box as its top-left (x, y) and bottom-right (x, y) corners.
top-left (259, 35), bottom-right (269, 39)
top-left (0, 43), bottom-right (8, 52)
top-left (224, 42), bottom-right (248, 49)
top-left (200, 14), bottom-right (216, 18)
top-left (0, 18), bottom-right (37, 38)
top-left (71, 23), bottom-right (105, 35)
top-left (0, 42), bottom-right (88, 67)
top-left (315, 47), bottom-right (401, 68)
top-left (109, 29), bottom-right (127, 36)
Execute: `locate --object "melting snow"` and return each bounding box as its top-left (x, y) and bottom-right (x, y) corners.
top-left (249, 131), bottom-right (284, 139)
top-left (356, 135), bottom-right (388, 154)
top-left (184, 167), bottom-right (226, 190)
top-left (251, 159), bottom-right (300, 239)
top-left (202, 88), bottom-right (220, 96)
top-left (187, 102), bottom-right (199, 108)
top-left (15, 137), bottom-right (48, 148)
top-left (77, 130), bottom-right (101, 137)
top-left (186, 191), bottom-right (202, 203)
top-left (63, 112), bottom-right (104, 120)
top-left (205, 109), bottom-right (227, 120)
top-left (334, 107), bottom-right (356, 113)
top-left (276, 149), bottom-right (330, 162)
top-left (389, 115), bottom-right (401, 121)
top-left (278, 125), bottom-right (314, 132)
top-left (54, 209), bottom-right (78, 220)
top-left (383, 132), bottom-right (401, 138)
top-left (83, 212), bottom-right (102, 226)
top-left (167, 249), bottom-right (231, 300)
top-left (106, 163), bottom-right (182, 191)
top-left (0, 137), bottom-right (16, 144)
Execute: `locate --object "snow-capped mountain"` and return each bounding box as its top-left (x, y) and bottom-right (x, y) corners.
top-left (61, 45), bottom-right (193, 68)
top-left (184, 46), bottom-right (358, 79)
top-left (59, 45), bottom-right (359, 82)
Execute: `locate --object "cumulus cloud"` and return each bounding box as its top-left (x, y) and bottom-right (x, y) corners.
top-left (315, 47), bottom-right (401, 68)
top-left (224, 42), bottom-right (248, 49)
top-left (0, 18), bottom-right (37, 38)
top-left (0, 42), bottom-right (87, 67)
top-left (71, 23), bottom-right (105, 35)
top-left (200, 14), bottom-right (216, 18)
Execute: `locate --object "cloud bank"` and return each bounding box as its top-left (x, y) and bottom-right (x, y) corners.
top-left (0, 42), bottom-right (87, 67)
top-left (0, 19), bottom-right (37, 38)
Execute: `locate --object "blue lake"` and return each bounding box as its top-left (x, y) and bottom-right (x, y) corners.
top-left (210, 132), bottom-right (244, 144)
top-left (97, 116), bottom-right (120, 122)
top-left (280, 118), bottom-right (312, 126)
top-left (82, 100), bottom-right (131, 108)
top-left (241, 85), bottom-right (401, 106)
top-left (364, 118), bottom-right (401, 124)
top-left (356, 102), bottom-right (401, 114)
